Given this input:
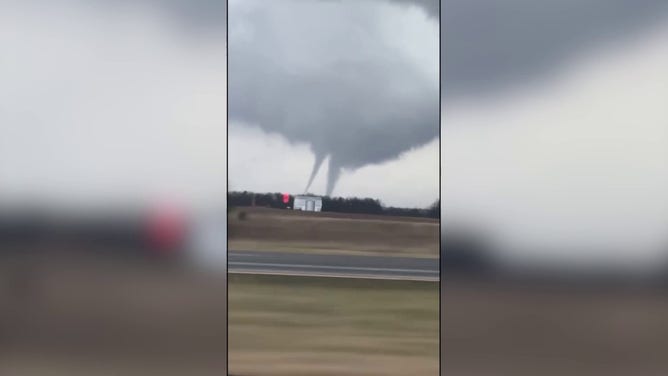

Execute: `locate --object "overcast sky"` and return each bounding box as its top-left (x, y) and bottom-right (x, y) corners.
top-left (441, 1), bottom-right (668, 269)
top-left (0, 0), bottom-right (226, 210)
top-left (228, 0), bottom-right (439, 208)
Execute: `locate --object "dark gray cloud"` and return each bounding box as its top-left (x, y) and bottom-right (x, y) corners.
top-left (138, 0), bottom-right (226, 34)
top-left (386, 0), bottom-right (438, 18)
top-left (229, 0), bottom-right (438, 196)
top-left (72, 0), bottom-right (227, 36)
top-left (441, 0), bottom-right (668, 99)
top-left (315, 0), bottom-right (438, 17)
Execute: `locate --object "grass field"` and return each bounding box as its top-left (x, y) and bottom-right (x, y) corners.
top-left (0, 252), bottom-right (227, 375)
top-left (228, 274), bottom-right (439, 376)
top-left (228, 207), bottom-right (439, 258)
top-left (443, 278), bottom-right (668, 376)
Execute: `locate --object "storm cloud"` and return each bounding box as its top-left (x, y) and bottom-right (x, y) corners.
top-left (79, 0), bottom-right (227, 36)
top-left (229, 0), bottom-right (438, 196)
top-left (441, 0), bottom-right (668, 99)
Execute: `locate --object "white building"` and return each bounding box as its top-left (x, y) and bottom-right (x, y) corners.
top-left (292, 195), bottom-right (322, 212)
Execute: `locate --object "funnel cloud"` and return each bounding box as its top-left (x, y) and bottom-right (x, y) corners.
top-left (229, 0), bottom-right (438, 196)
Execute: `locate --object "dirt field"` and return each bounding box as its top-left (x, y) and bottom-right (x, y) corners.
top-left (0, 252), bottom-right (227, 376)
top-left (228, 207), bottom-right (439, 258)
top-left (229, 274), bottom-right (439, 376)
top-left (442, 277), bottom-right (668, 376)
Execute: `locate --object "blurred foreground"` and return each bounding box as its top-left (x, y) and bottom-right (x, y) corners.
top-left (442, 232), bottom-right (668, 375)
top-left (442, 275), bottom-right (668, 376)
top-left (0, 209), bottom-right (226, 375)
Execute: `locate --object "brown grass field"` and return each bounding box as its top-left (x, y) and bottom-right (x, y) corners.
top-left (228, 207), bottom-right (439, 258)
top-left (0, 252), bottom-right (226, 375)
top-left (229, 274), bottom-right (438, 376)
top-left (442, 277), bottom-right (668, 376)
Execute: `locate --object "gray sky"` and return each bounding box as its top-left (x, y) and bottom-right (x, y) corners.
top-left (228, 0), bottom-right (439, 207)
top-left (441, 1), bottom-right (668, 269)
top-left (441, 0), bottom-right (668, 99)
top-left (0, 0), bottom-right (226, 210)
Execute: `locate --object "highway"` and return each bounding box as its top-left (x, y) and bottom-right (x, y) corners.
top-left (228, 250), bottom-right (439, 281)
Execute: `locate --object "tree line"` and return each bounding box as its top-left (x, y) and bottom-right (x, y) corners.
top-left (228, 191), bottom-right (439, 219)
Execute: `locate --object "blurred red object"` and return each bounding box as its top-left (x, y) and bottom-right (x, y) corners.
top-left (145, 203), bottom-right (186, 256)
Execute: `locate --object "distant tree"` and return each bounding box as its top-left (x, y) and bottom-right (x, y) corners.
top-left (427, 199), bottom-right (440, 219)
top-left (228, 191), bottom-right (435, 218)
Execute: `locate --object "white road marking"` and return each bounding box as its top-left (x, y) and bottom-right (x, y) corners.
top-left (228, 269), bottom-right (438, 282)
top-left (228, 261), bottom-right (437, 274)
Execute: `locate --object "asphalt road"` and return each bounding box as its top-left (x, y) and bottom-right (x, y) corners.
top-left (228, 250), bottom-right (439, 281)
